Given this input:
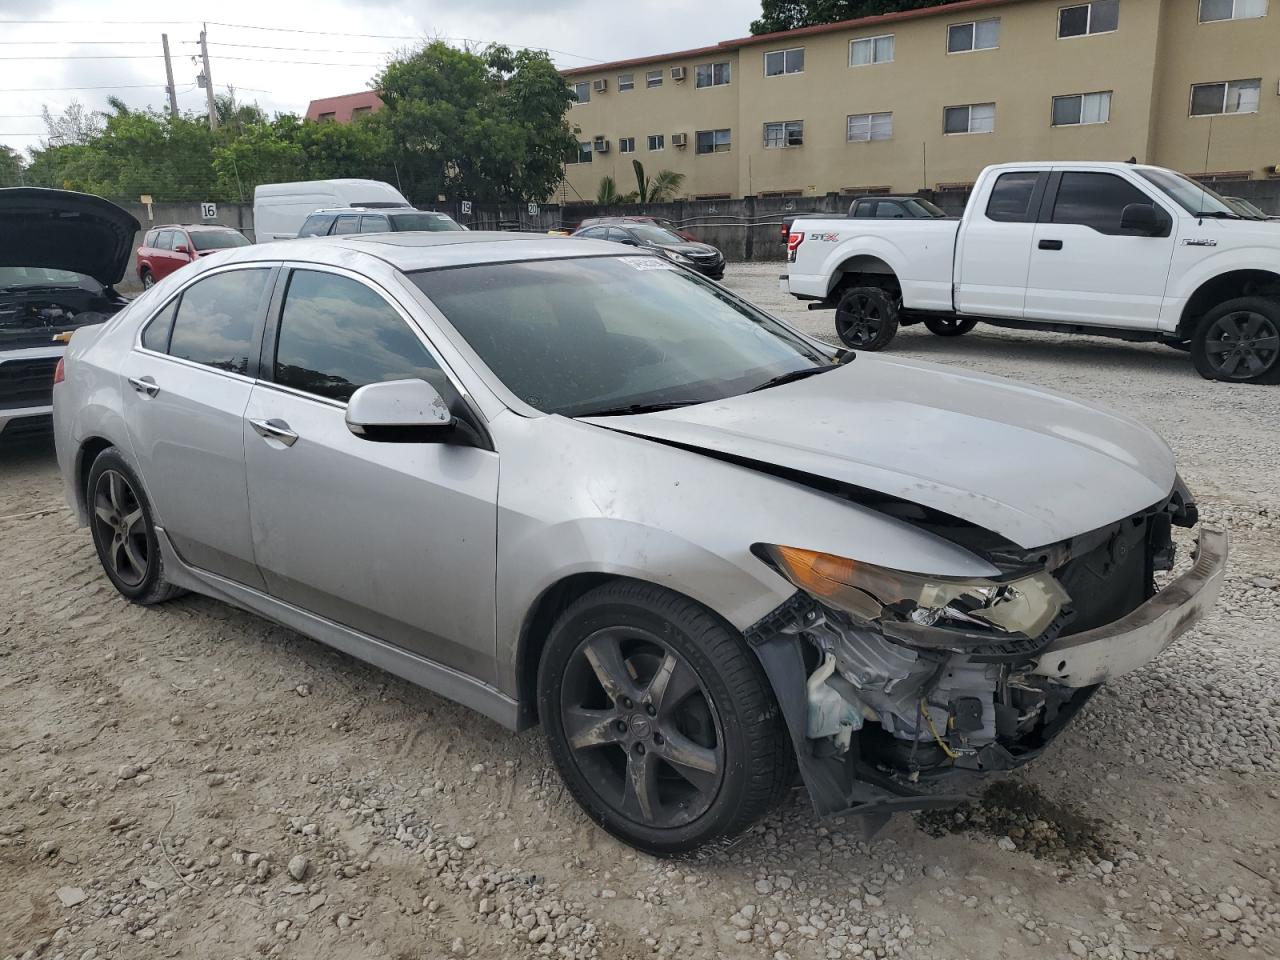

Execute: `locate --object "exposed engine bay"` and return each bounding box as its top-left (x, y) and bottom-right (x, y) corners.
top-left (745, 483), bottom-right (1204, 826)
top-left (0, 288), bottom-right (119, 350)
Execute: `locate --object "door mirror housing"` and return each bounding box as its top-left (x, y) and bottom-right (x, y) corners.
top-left (346, 378), bottom-right (455, 443)
top-left (174, 243), bottom-right (191, 256)
top-left (1120, 203), bottom-right (1160, 236)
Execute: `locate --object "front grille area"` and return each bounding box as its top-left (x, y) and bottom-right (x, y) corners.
top-left (1054, 515), bottom-right (1152, 635)
top-left (0, 357), bottom-right (59, 410)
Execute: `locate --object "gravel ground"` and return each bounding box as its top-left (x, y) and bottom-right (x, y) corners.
top-left (2, 261), bottom-right (1278, 960)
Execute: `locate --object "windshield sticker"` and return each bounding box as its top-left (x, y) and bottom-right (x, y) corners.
top-left (619, 256), bottom-right (677, 271)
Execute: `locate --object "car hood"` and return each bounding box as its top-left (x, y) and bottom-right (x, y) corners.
top-left (582, 356), bottom-right (1176, 550)
top-left (665, 242), bottom-right (721, 258)
top-left (0, 187), bottom-right (140, 286)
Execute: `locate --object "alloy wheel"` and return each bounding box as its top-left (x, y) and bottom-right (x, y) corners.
top-left (142, 273), bottom-right (154, 289)
top-left (835, 292), bottom-right (887, 347)
top-left (1202, 310), bottom-right (1280, 381)
top-left (559, 628), bottom-right (724, 828)
top-left (92, 469), bottom-right (149, 587)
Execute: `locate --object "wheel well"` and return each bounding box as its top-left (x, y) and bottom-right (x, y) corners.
top-left (75, 437), bottom-right (113, 515)
top-left (828, 255), bottom-right (900, 300)
top-left (1179, 270), bottom-right (1280, 338)
top-left (515, 572), bottom-right (615, 727)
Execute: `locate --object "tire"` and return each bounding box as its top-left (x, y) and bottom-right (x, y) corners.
top-left (86, 448), bottom-right (185, 605)
top-left (834, 286), bottom-right (899, 351)
top-left (537, 580), bottom-right (791, 856)
top-left (1190, 297), bottom-right (1280, 384)
top-left (923, 316), bottom-right (978, 337)
top-left (141, 271), bottom-right (155, 289)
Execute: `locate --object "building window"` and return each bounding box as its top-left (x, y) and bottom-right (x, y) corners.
top-left (618, 137), bottom-right (636, 153)
top-left (695, 61), bottom-right (731, 88)
top-left (1058, 0), bottom-right (1119, 38)
top-left (948, 18), bottom-right (1001, 52)
top-left (850, 34), bottom-right (895, 65)
top-left (759, 190), bottom-right (804, 198)
top-left (695, 129), bottom-right (732, 154)
top-left (647, 134), bottom-right (665, 151)
top-left (764, 120), bottom-right (804, 148)
top-left (618, 73), bottom-right (635, 92)
top-left (350, 106), bottom-right (373, 118)
top-left (572, 81), bottom-right (590, 104)
top-left (694, 193), bottom-right (731, 201)
top-left (1199, 0), bottom-right (1267, 20)
top-left (1052, 90), bottom-right (1112, 125)
top-left (566, 141), bottom-right (592, 164)
top-left (764, 47), bottom-right (805, 76)
top-left (847, 112), bottom-right (893, 142)
top-left (1189, 78), bottom-right (1261, 115)
top-left (318, 112), bottom-right (336, 122)
top-left (645, 69), bottom-right (663, 88)
top-left (944, 102), bottom-right (996, 134)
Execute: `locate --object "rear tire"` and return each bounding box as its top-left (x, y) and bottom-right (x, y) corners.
top-left (1190, 297), bottom-right (1280, 383)
top-left (538, 580), bottom-right (791, 856)
top-left (923, 316), bottom-right (978, 337)
top-left (834, 286), bottom-right (899, 351)
top-left (141, 271), bottom-right (155, 289)
top-left (86, 448), bottom-right (184, 605)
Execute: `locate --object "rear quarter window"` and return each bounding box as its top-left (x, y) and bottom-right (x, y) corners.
top-left (165, 268), bottom-right (272, 375)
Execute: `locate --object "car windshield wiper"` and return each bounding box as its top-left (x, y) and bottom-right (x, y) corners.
top-left (747, 363), bottom-right (841, 394)
top-left (1192, 211), bottom-right (1241, 220)
top-left (0, 284), bottom-right (76, 295)
top-left (574, 399), bottom-right (707, 418)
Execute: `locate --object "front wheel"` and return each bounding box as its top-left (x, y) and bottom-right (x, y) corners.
top-left (1191, 297), bottom-right (1280, 383)
top-left (923, 316), bottom-right (978, 337)
top-left (538, 581), bottom-right (791, 856)
top-left (834, 286), bottom-right (899, 351)
top-left (141, 271), bottom-right (155, 289)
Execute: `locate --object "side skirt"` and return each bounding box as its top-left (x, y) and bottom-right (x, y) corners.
top-left (155, 528), bottom-right (523, 731)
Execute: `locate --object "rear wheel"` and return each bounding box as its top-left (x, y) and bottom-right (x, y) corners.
top-left (86, 448), bottom-right (184, 605)
top-left (1191, 297), bottom-right (1280, 383)
top-left (923, 316), bottom-right (978, 337)
top-left (538, 581), bottom-right (791, 855)
top-left (141, 270), bottom-right (155, 289)
top-left (834, 286), bottom-right (899, 351)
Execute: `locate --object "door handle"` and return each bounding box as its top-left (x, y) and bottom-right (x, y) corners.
top-left (127, 375), bottom-right (160, 397)
top-left (249, 417), bottom-right (299, 447)
top-left (1038, 239), bottom-right (1064, 251)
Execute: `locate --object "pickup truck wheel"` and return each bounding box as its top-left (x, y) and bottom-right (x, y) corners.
top-left (1191, 297), bottom-right (1280, 384)
top-left (923, 317), bottom-right (978, 337)
top-left (834, 287), bottom-right (899, 351)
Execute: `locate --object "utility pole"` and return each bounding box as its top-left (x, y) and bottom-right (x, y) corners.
top-left (161, 33), bottom-right (179, 118)
top-left (199, 24), bottom-right (218, 131)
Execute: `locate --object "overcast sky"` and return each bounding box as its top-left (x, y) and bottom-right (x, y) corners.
top-left (0, 0), bottom-right (760, 156)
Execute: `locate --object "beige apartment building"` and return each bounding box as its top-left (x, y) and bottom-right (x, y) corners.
top-left (560, 0), bottom-right (1279, 201)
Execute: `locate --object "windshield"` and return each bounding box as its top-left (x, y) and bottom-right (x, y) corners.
top-left (390, 212), bottom-right (464, 232)
top-left (628, 224), bottom-right (685, 245)
top-left (410, 256), bottom-right (829, 416)
top-left (903, 198), bottom-right (947, 218)
top-left (190, 229), bottom-right (251, 251)
top-left (1138, 169), bottom-right (1239, 217)
top-left (0, 267), bottom-right (100, 291)
top-left (1224, 197), bottom-right (1269, 220)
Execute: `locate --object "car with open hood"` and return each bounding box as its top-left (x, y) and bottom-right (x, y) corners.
top-left (53, 232), bottom-right (1226, 854)
top-left (1, 187), bottom-right (138, 441)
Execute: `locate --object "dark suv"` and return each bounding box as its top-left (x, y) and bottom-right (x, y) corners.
top-left (298, 207), bottom-right (464, 237)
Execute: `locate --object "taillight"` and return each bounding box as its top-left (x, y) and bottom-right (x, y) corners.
top-left (53, 357), bottom-right (66, 385)
top-left (786, 231), bottom-right (805, 261)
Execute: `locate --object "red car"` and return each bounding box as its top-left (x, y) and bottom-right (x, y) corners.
top-left (135, 223), bottom-right (250, 288)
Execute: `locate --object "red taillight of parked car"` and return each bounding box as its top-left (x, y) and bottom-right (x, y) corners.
top-left (53, 357), bottom-right (65, 385)
top-left (786, 230), bottom-right (805, 262)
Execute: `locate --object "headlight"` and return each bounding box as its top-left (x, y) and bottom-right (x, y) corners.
top-left (757, 544), bottom-right (1069, 646)
top-left (662, 249), bottom-right (694, 265)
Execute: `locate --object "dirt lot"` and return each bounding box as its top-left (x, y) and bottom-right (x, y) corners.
top-left (2, 262), bottom-right (1278, 960)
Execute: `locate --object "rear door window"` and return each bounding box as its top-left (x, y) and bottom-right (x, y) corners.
top-left (332, 215), bottom-right (360, 235)
top-left (359, 215), bottom-right (391, 233)
top-left (156, 230), bottom-right (177, 250)
top-left (271, 270), bottom-right (443, 403)
top-left (985, 171), bottom-right (1042, 222)
top-left (166, 268), bottom-right (271, 375)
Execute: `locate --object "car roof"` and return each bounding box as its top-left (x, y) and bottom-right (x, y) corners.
top-left (305, 206), bottom-right (419, 215)
top-left (207, 231), bottom-right (624, 272)
top-left (149, 223), bottom-right (242, 231)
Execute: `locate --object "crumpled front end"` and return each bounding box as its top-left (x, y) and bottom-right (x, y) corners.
top-left (743, 485), bottom-right (1227, 829)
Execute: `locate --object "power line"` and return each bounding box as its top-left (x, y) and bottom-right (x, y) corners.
top-left (0, 54), bottom-right (165, 60)
top-left (198, 41), bottom-right (396, 54)
top-left (0, 40), bottom-right (166, 45)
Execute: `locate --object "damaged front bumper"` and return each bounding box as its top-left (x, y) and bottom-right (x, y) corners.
top-left (743, 526), bottom-right (1228, 830)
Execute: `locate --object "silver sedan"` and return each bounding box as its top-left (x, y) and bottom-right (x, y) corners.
top-left (54, 233), bottom-right (1225, 854)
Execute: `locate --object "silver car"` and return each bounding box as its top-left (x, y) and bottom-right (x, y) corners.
top-left (54, 233), bottom-right (1227, 854)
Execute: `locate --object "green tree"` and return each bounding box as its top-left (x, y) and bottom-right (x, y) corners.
top-left (375, 42), bottom-right (577, 203)
top-left (751, 0), bottom-right (949, 33)
top-left (0, 145), bottom-right (23, 186)
top-left (631, 160), bottom-right (685, 203)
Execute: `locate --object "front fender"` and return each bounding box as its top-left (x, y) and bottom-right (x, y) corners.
top-left (1161, 247), bottom-right (1280, 332)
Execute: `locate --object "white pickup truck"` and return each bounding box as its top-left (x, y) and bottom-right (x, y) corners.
top-left (783, 161), bottom-right (1280, 383)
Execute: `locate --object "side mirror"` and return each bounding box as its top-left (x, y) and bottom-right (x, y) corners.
top-left (618, 237), bottom-right (641, 246)
top-left (346, 378), bottom-right (455, 443)
top-left (1120, 203), bottom-right (1160, 236)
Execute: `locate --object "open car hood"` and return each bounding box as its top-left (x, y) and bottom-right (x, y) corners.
top-left (0, 187), bottom-right (140, 286)
top-left (583, 356), bottom-right (1177, 550)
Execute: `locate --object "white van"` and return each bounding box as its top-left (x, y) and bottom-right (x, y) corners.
top-left (252, 179), bottom-right (410, 241)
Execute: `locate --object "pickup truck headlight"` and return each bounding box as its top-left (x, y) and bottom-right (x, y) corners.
top-left (756, 544), bottom-right (1069, 646)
